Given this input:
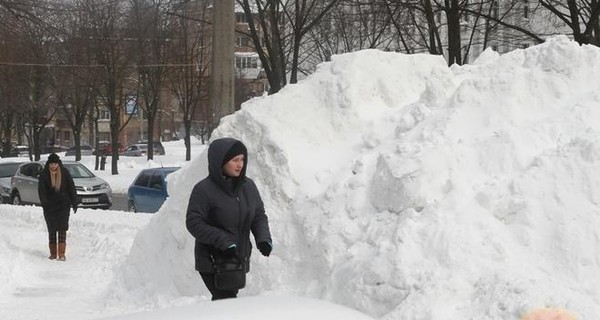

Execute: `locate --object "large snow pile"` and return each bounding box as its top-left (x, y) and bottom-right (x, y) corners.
top-left (109, 36), bottom-right (600, 319)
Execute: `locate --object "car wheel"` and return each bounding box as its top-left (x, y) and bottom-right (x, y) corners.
top-left (127, 200), bottom-right (137, 213)
top-left (12, 192), bottom-right (21, 206)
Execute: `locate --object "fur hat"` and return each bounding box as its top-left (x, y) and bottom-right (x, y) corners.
top-left (47, 153), bottom-right (60, 164)
top-left (222, 142), bottom-right (246, 166)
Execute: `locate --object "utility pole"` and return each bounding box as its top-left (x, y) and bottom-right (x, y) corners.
top-left (209, 0), bottom-right (235, 135)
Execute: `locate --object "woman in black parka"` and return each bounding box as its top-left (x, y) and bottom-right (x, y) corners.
top-left (38, 153), bottom-right (78, 261)
top-left (186, 138), bottom-right (272, 300)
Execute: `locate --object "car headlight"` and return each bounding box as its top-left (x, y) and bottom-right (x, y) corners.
top-left (100, 183), bottom-right (110, 190)
top-left (1, 186), bottom-right (10, 194)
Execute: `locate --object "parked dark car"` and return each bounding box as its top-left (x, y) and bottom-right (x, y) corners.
top-left (6, 145), bottom-right (30, 158)
top-left (17, 146), bottom-right (31, 157)
top-left (0, 162), bottom-right (23, 203)
top-left (65, 145), bottom-right (94, 157)
top-left (127, 167), bottom-right (180, 213)
top-left (41, 145), bottom-right (69, 154)
top-left (138, 140), bottom-right (165, 155)
top-left (10, 160), bottom-right (112, 209)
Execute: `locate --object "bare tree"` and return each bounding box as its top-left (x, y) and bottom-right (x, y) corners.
top-left (388, 0), bottom-right (545, 65)
top-left (81, 0), bottom-right (136, 174)
top-left (237, 0), bottom-right (288, 94)
top-left (18, 10), bottom-right (59, 161)
top-left (53, 2), bottom-right (101, 161)
top-left (303, 0), bottom-right (408, 76)
top-left (0, 0), bottom-right (47, 25)
top-left (130, 0), bottom-right (171, 160)
top-left (236, 0), bottom-right (342, 91)
top-left (166, 0), bottom-right (211, 161)
top-left (460, 1), bottom-right (545, 48)
top-left (540, 0), bottom-right (600, 46)
top-left (280, 0), bottom-right (340, 83)
top-left (0, 12), bottom-right (22, 156)
top-left (307, 0), bottom-right (442, 65)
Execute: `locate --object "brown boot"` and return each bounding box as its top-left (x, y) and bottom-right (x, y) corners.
top-left (48, 243), bottom-right (57, 260)
top-left (58, 242), bottom-right (66, 261)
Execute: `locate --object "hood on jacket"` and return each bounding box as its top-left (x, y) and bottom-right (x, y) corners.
top-left (208, 138), bottom-right (248, 191)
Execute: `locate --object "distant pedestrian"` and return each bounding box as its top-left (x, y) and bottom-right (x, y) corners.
top-left (38, 153), bottom-right (78, 261)
top-left (186, 138), bottom-right (273, 300)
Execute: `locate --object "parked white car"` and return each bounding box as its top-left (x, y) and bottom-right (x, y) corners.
top-left (10, 160), bottom-right (112, 209)
top-left (0, 162), bottom-right (22, 203)
top-left (122, 144), bottom-right (149, 157)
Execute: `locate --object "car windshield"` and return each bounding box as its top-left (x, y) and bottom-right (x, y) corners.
top-left (64, 163), bottom-right (95, 178)
top-left (0, 163), bottom-right (21, 177)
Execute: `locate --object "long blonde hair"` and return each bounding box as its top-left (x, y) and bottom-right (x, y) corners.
top-left (50, 166), bottom-right (62, 192)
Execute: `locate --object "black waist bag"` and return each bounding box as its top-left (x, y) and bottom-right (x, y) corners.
top-left (213, 257), bottom-right (246, 291)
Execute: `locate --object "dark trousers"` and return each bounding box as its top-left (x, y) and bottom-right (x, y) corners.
top-left (200, 273), bottom-right (238, 301)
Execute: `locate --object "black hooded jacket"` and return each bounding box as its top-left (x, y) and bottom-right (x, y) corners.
top-left (186, 138), bottom-right (272, 273)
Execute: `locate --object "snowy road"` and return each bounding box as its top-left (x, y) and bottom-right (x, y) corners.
top-left (0, 205), bottom-right (152, 320)
top-left (111, 193), bottom-right (128, 211)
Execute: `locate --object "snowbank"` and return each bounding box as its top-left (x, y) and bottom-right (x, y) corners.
top-left (110, 36), bottom-right (600, 319)
top-left (102, 296), bottom-right (374, 320)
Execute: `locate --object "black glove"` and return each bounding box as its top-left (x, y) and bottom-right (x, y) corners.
top-left (73, 205), bottom-right (78, 214)
top-left (257, 241), bottom-right (272, 257)
top-left (222, 244), bottom-right (237, 259)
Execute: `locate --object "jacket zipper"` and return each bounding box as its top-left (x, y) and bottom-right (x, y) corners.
top-left (235, 195), bottom-right (244, 259)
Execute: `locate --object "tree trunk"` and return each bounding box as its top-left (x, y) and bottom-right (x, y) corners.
top-left (445, 0), bottom-right (462, 65)
top-left (73, 131), bottom-right (82, 161)
top-left (423, 0), bottom-right (440, 55)
top-left (184, 119), bottom-right (192, 161)
top-left (290, 33), bottom-right (302, 84)
top-left (32, 127), bottom-right (42, 161)
top-left (110, 114), bottom-right (120, 175)
top-left (147, 112), bottom-right (156, 160)
top-left (269, 2), bottom-right (285, 93)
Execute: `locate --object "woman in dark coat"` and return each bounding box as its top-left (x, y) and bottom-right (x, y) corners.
top-left (186, 138), bottom-right (273, 300)
top-left (38, 153), bottom-right (78, 261)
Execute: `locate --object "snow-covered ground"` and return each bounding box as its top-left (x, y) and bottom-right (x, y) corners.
top-left (1, 36), bottom-right (599, 319)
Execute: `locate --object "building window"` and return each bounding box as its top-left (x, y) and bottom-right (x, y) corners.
top-left (235, 56), bottom-right (259, 69)
top-left (236, 12), bottom-right (248, 24)
top-left (98, 107), bottom-right (110, 120)
top-left (236, 35), bottom-right (251, 47)
top-left (63, 131), bottom-right (70, 144)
